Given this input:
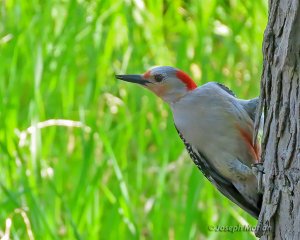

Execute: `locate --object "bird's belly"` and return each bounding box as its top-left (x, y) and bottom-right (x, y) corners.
top-left (174, 114), bottom-right (253, 182)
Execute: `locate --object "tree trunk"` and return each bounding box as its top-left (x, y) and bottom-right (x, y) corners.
top-left (255, 0), bottom-right (300, 239)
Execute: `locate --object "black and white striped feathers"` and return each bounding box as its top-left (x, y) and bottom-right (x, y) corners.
top-left (176, 127), bottom-right (261, 218)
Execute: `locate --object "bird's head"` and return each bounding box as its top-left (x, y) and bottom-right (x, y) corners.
top-left (116, 66), bottom-right (197, 103)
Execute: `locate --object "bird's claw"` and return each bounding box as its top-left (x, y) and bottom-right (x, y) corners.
top-left (252, 162), bottom-right (264, 194)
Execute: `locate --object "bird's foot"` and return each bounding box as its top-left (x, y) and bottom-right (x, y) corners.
top-left (251, 162), bottom-right (264, 194)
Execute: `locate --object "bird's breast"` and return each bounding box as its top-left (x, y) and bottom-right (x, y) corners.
top-left (172, 94), bottom-right (256, 182)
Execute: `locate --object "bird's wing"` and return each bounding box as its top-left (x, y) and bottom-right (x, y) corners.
top-left (239, 97), bottom-right (259, 122)
top-left (175, 126), bottom-right (261, 218)
top-left (214, 82), bottom-right (236, 97)
top-left (214, 82), bottom-right (259, 122)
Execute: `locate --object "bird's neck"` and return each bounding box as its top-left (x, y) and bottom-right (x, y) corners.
top-left (163, 89), bottom-right (194, 105)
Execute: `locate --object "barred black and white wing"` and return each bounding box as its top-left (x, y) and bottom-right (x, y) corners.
top-left (176, 126), bottom-right (261, 219)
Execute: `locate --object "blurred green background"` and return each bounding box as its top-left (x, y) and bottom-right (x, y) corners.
top-left (0, 0), bottom-right (267, 239)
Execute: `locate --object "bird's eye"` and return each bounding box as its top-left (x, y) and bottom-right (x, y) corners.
top-left (154, 74), bottom-right (164, 82)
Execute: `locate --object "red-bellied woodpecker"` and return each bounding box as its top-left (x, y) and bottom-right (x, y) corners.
top-left (116, 66), bottom-right (262, 218)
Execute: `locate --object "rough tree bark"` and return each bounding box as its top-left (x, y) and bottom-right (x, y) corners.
top-left (255, 0), bottom-right (300, 239)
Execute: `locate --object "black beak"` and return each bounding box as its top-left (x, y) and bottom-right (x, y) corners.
top-left (115, 74), bottom-right (150, 85)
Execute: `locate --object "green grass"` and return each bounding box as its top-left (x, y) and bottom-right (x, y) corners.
top-left (0, 0), bottom-right (267, 239)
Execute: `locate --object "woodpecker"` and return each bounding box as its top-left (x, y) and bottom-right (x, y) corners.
top-left (116, 66), bottom-right (262, 218)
